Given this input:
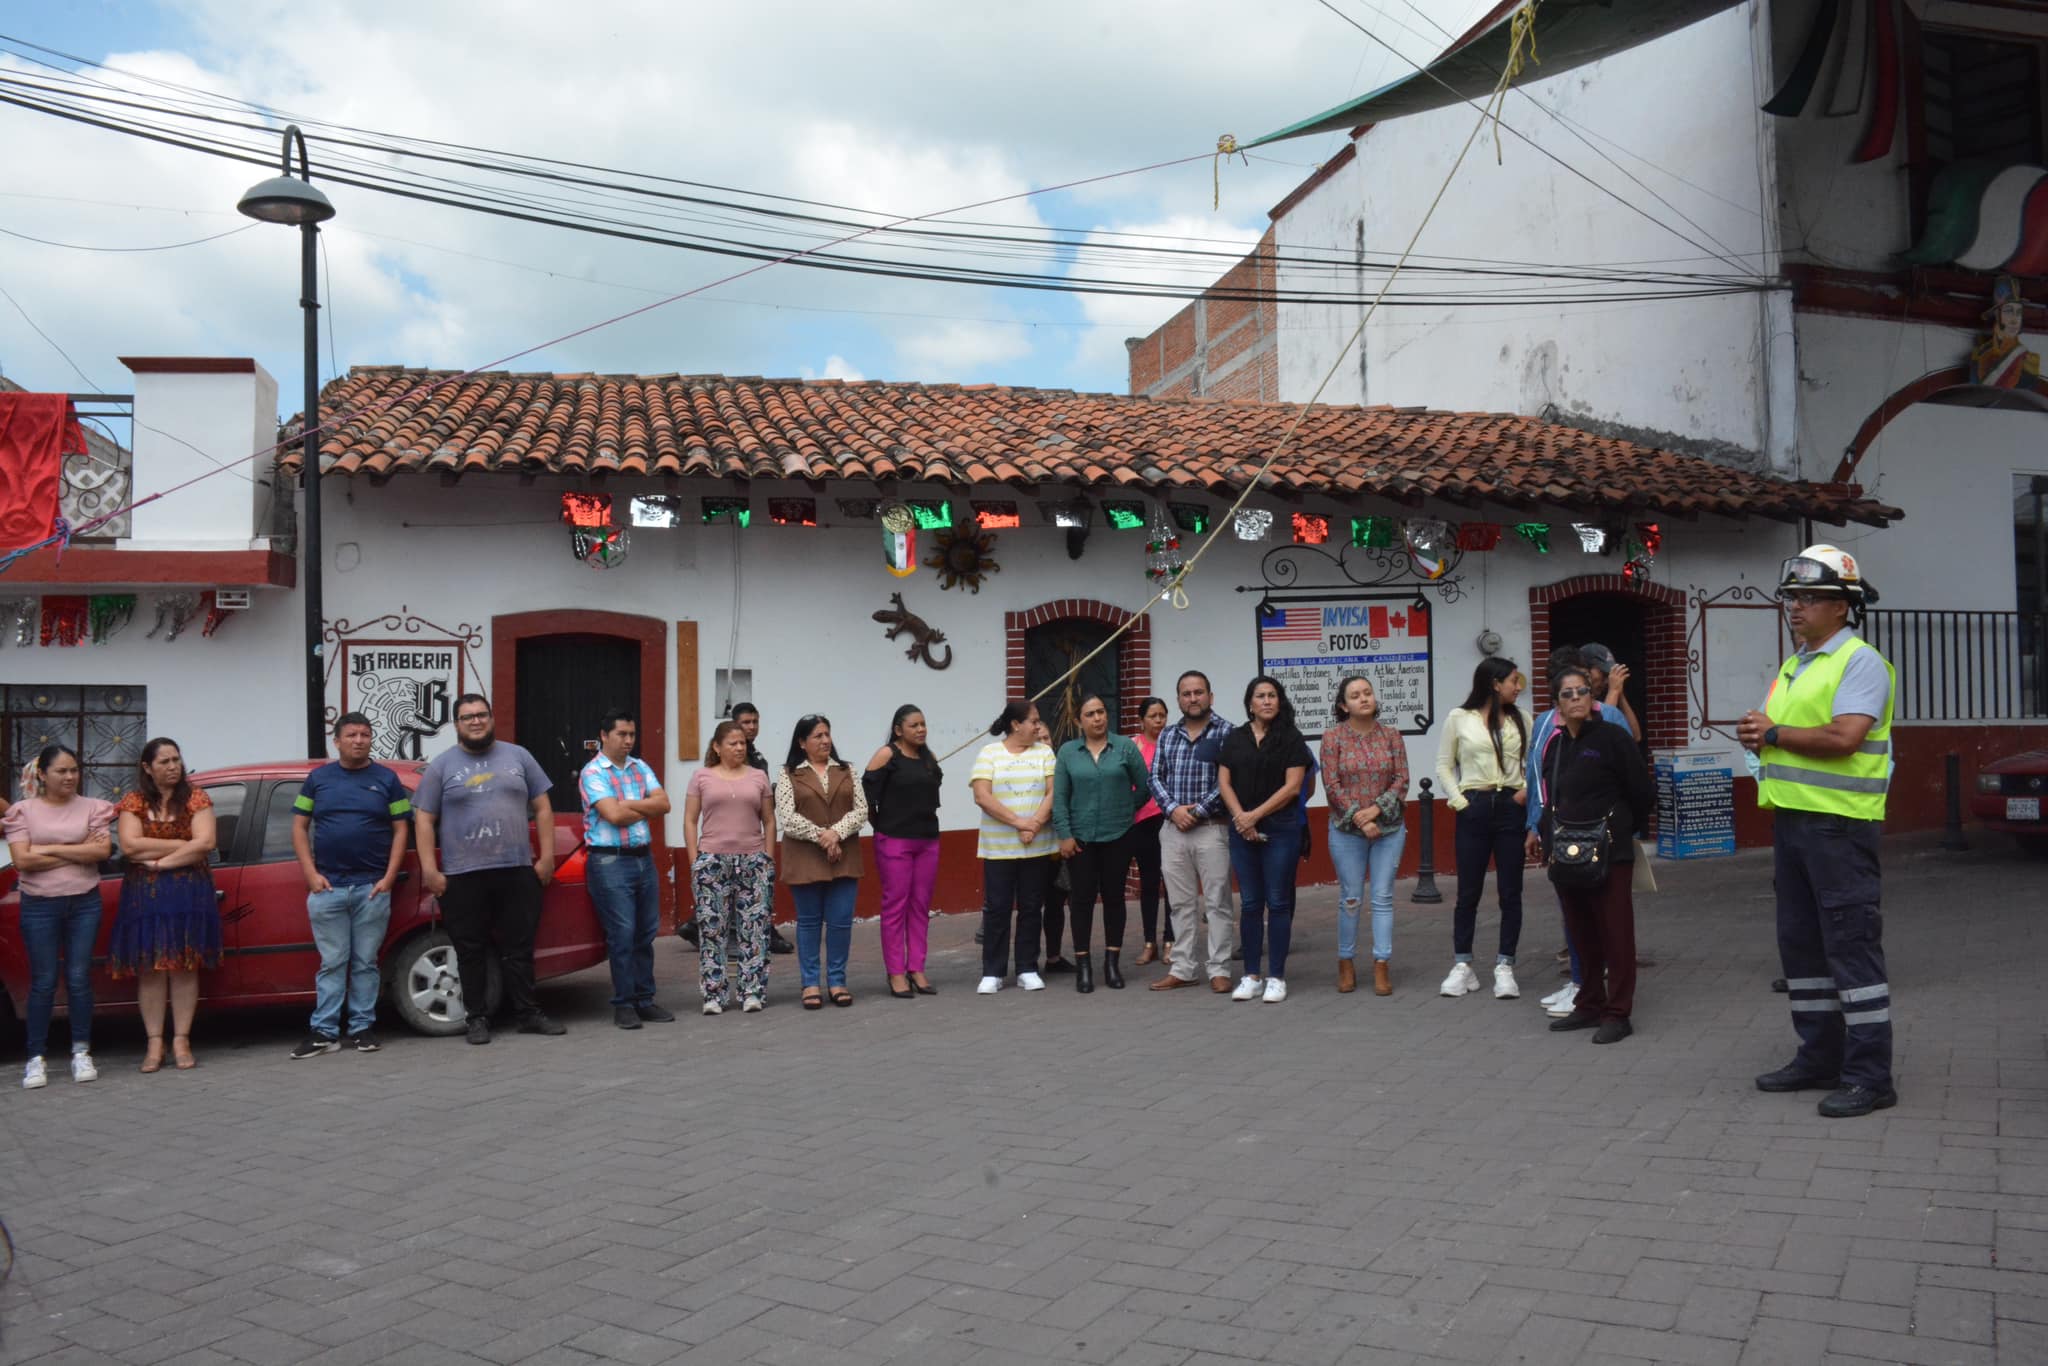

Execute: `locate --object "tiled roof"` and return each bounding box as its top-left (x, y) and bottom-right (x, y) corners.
top-left (301, 369), bottom-right (1900, 526)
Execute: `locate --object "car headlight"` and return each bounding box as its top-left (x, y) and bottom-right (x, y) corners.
top-left (1978, 774), bottom-right (2002, 793)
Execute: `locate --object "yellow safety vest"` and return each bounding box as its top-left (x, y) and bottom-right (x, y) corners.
top-left (1757, 635), bottom-right (1894, 820)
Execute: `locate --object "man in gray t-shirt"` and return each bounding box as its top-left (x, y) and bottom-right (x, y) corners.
top-left (413, 695), bottom-right (565, 1044)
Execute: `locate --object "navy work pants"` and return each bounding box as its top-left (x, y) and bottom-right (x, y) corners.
top-left (1773, 808), bottom-right (1893, 1090)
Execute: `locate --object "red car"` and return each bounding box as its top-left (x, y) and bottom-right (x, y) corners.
top-left (0, 760), bottom-right (607, 1043)
top-left (1973, 748), bottom-right (2048, 856)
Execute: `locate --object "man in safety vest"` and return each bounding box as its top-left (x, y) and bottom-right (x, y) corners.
top-left (1736, 545), bottom-right (1897, 1118)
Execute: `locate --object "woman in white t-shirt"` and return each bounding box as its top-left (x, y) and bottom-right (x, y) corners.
top-left (970, 700), bottom-right (1056, 996)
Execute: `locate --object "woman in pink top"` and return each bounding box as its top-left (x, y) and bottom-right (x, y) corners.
top-left (1130, 696), bottom-right (1174, 966)
top-left (3, 744), bottom-right (116, 1089)
top-left (684, 720), bottom-right (776, 1014)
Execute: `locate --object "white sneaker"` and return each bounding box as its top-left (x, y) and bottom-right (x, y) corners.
top-left (1493, 964), bottom-right (1520, 999)
top-left (70, 1049), bottom-right (97, 1083)
top-left (1538, 983), bottom-right (1572, 1008)
top-left (1439, 962), bottom-right (1481, 997)
top-left (1018, 972), bottom-right (1046, 991)
top-left (1546, 983), bottom-right (1581, 1017)
top-left (1262, 978), bottom-right (1288, 1003)
top-left (741, 997), bottom-right (764, 1013)
top-left (1231, 975), bottom-right (1265, 1001)
top-left (702, 999), bottom-right (723, 1016)
top-left (977, 975), bottom-right (1003, 994)
top-left (22, 1056), bottom-right (47, 1090)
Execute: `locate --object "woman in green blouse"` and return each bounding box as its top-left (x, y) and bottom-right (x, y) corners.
top-left (1052, 695), bottom-right (1151, 993)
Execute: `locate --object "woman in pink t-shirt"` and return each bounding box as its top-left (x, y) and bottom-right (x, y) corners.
top-left (683, 720), bottom-right (775, 1014)
top-left (3, 744), bottom-right (116, 1089)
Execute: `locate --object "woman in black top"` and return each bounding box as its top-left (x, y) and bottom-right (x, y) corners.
top-left (1218, 676), bottom-right (1313, 1004)
top-left (1526, 666), bottom-right (1654, 1044)
top-left (864, 705), bottom-right (945, 998)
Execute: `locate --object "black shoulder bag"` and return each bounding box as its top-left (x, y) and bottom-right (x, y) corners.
top-left (1545, 730), bottom-right (1613, 890)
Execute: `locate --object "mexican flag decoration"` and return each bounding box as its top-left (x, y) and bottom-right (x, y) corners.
top-left (881, 502), bottom-right (917, 577)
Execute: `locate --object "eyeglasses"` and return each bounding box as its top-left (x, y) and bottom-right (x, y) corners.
top-left (1555, 686), bottom-right (1594, 700)
top-left (1779, 591), bottom-right (1838, 608)
top-left (455, 711), bottom-right (492, 723)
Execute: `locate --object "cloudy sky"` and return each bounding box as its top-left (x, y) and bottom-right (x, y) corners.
top-left (0, 0), bottom-right (1499, 415)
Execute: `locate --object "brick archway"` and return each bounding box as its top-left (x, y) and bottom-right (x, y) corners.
top-left (1005, 599), bottom-right (1152, 731)
top-left (1530, 574), bottom-right (1688, 752)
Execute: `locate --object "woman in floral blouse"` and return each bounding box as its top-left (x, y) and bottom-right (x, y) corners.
top-left (1320, 677), bottom-right (1410, 997)
top-left (109, 737), bottom-right (220, 1071)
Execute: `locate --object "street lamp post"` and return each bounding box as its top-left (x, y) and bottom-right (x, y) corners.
top-left (239, 125), bottom-right (337, 761)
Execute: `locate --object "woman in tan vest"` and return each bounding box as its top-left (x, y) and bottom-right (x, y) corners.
top-left (774, 715), bottom-right (868, 1008)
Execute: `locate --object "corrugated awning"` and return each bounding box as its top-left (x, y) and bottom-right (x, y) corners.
top-left (1246, 0), bottom-right (1744, 146)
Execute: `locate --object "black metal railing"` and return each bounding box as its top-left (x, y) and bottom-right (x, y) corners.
top-left (1862, 609), bottom-right (2048, 721)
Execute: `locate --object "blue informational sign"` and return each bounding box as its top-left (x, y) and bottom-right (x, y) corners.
top-left (1655, 752), bottom-right (1737, 859)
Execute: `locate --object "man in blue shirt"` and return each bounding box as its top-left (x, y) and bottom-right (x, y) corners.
top-left (1525, 647), bottom-right (1632, 1019)
top-left (290, 712), bottom-right (412, 1058)
top-left (579, 709), bottom-right (674, 1030)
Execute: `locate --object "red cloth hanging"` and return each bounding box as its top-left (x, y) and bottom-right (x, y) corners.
top-left (0, 393), bottom-right (87, 551)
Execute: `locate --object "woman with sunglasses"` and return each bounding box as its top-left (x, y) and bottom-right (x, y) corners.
top-left (774, 715), bottom-right (868, 1009)
top-left (1525, 665), bottom-right (1652, 1045)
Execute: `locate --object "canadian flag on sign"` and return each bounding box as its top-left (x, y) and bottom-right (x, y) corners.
top-left (1388, 605), bottom-right (1429, 637)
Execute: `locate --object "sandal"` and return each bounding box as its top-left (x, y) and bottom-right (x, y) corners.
top-left (1134, 943), bottom-right (1158, 967)
top-left (829, 987), bottom-right (854, 1008)
top-left (801, 988), bottom-right (824, 1010)
top-left (141, 1038), bottom-right (165, 1074)
top-left (172, 1035), bottom-right (196, 1070)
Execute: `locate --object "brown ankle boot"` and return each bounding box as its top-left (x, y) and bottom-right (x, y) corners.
top-left (1373, 961), bottom-right (1392, 996)
top-left (1336, 959), bottom-right (1357, 993)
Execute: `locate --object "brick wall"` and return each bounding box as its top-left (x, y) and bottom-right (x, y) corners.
top-left (1127, 229), bottom-right (1278, 401)
top-left (1529, 574), bottom-right (1691, 754)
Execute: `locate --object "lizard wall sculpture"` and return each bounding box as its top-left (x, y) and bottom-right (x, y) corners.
top-left (872, 592), bottom-right (953, 671)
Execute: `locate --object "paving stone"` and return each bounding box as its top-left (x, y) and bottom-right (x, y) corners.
top-left (1, 836), bottom-right (2040, 1366)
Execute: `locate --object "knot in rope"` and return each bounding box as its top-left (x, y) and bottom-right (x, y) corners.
top-left (1214, 133), bottom-right (1246, 209)
top-left (1487, 0), bottom-right (1542, 164)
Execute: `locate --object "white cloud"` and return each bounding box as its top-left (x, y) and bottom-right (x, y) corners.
top-left (0, 1), bottom-right (1398, 409)
top-left (1065, 212), bottom-right (1267, 381)
top-left (801, 354), bottom-right (866, 382)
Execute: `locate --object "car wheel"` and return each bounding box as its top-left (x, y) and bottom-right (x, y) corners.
top-left (385, 928), bottom-right (502, 1036)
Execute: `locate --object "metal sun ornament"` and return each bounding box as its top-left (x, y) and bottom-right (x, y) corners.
top-left (925, 525), bottom-right (1001, 593)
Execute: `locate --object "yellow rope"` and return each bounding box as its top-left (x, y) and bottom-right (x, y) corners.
top-left (1486, 1), bottom-right (1542, 164)
top-left (1213, 133), bottom-right (1242, 209)
top-left (934, 21), bottom-right (1536, 766)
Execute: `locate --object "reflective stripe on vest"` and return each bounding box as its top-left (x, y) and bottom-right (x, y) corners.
top-left (1757, 635), bottom-right (1895, 820)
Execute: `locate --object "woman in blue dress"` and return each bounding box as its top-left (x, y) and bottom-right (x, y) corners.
top-left (110, 737), bottom-right (221, 1072)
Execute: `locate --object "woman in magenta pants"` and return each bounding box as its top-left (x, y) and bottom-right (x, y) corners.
top-left (862, 705), bottom-right (945, 997)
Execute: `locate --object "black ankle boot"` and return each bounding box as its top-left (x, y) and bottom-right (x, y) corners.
top-left (1102, 951), bottom-right (1124, 989)
top-left (1076, 955), bottom-right (1094, 993)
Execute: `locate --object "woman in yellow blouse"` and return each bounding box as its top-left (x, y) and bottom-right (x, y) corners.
top-left (1434, 658), bottom-right (1530, 1002)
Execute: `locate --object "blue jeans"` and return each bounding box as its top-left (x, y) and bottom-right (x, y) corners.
top-left (1228, 824), bottom-right (1303, 979)
top-left (1331, 820), bottom-right (1407, 963)
top-left (587, 850), bottom-right (660, 1007)
top-left (791, 877), bottom-right (859, 988)
top-left (21, 890), bottom-right (101, 1058)
top-left (308, 883), bottom-right (393, 1037)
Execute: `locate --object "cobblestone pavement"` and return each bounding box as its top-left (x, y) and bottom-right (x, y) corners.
top-left (3, 832), bottom-right (2045, 1365)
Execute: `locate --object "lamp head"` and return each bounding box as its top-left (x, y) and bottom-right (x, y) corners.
top-left (237, 175), bottom-right (336, 226)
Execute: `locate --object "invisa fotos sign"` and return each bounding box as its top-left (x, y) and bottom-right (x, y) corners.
top-left (1254, 596), bottom-right (1435, 738)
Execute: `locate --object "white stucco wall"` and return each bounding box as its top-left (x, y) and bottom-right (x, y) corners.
top-left (1271, 5), bottom-right (1791, 471)
top-left (5, 475), bottom-right (1795, 837)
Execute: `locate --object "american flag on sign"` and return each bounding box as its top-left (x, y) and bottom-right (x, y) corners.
top-left (1259, 606), bottom-right (1323, 641)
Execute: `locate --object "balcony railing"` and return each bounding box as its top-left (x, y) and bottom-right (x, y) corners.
top-left (1862, 609), bottom-right (2048, 721)
top-left (62, 393), bottom-right (133, 542)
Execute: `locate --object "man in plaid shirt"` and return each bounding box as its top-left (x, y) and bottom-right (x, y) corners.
top-left (1147, 671), bottom-right (1238, 992)
top-left (580, 709), bottom-right (674, 1030)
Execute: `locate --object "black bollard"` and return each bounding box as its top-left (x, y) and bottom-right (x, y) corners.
top-left (1940, 752), bottom-right (1970, 852)
top-left (1412, 777), bottom-right (1443, 903)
